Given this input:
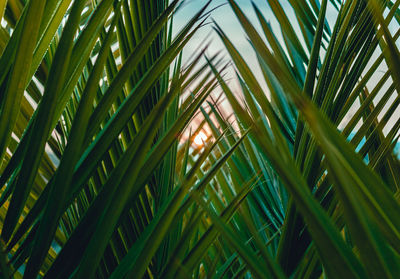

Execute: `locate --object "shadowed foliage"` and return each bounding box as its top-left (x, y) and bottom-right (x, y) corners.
top-left (1, 0), bottom-right (400, 278)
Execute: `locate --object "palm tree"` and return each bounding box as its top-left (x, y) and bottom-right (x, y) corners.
top-left (2, 0), bottom-right (400, 278)
top-left (0, 0), bottom-right (234, 277)
top-left (210, 0), bottom-right (400, 277)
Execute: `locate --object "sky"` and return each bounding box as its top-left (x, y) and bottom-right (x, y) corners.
top-left (172, 0), bottom-right (339, 75)
top-left (172, 0), bottom-right (297, 133)
top-left (172, 0), bottom-right (340, 135)
top-left (173, 0), bottom-right (297, 92)
top-left (173, 1), bottom-right (400, 138)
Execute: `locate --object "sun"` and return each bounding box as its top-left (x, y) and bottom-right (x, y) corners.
top-left (193, 131), bottom-right (207, 147)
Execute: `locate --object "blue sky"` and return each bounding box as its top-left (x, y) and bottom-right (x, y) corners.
top-left (172, 0), bottom-right (295, 125)
top-left (172, 0), bottom-right (339, 130)
top-left (172, 0), bottom-right (339, 84)
top-left (173, 1), bottom-right (400, 137)
top-left (173, 0), bottom-right (296, 91)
